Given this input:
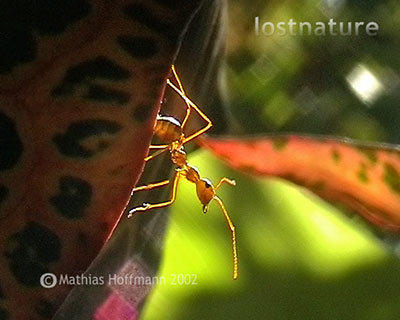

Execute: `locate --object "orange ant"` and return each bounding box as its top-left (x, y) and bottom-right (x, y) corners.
top-left (128, 65), bottom-right (238, 280)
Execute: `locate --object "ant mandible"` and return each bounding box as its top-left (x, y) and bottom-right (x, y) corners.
top-left (128, 65), bottom-right (238, 280)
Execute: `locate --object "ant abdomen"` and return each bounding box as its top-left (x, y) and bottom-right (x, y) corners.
top-left (154, 115), bottom-right (183, 143)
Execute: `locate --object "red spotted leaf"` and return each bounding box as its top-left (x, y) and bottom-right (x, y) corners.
top-left (202, 135), bottom-right (400, 232)
top-left (0, 1), bottom-right (204, 319)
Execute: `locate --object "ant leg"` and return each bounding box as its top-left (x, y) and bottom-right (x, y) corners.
top-left (215, 177), bottom-right (236, 191)
top-left (128, 171), bottom-right (181, 217)
top-left (144, 147), bottom-right (169, 162)
top-left (149, 144), bottom-right (169, 149)
top-left (167, 69), bottom-right (213, 144)
top-left (169, 66), bottom-right (191, 128)
top-left (171, 65), bottom-right (185, 94)
top-left (214, 196), bottom-right (238, 280)
top-left (166, 78), bottom-right (191, 129)
top-left (131, 179), bottom-right (170, 194)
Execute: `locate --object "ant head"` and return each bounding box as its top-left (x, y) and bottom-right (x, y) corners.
top-left (196, 178), bottom-right (215, 209)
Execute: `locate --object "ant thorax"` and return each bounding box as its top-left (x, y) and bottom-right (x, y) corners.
top-left (170, 145), bottom-right (187, 168)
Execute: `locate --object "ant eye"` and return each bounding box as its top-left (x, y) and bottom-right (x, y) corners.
top-left (203, 179), bottom-right (212, 189)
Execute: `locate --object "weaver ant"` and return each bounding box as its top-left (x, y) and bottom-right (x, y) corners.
top-left (128, 65), bottom-right (238, 280)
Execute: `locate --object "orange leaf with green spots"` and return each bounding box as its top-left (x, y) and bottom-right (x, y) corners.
top-left (202, 135), bottom-right (400, 232)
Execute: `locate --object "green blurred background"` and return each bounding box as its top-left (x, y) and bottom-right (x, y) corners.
top-left (142, 0), bottom-right (400, 319)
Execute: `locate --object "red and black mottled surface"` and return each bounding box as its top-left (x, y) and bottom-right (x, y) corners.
top-left (0, 0), bottom-right (204, 319)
